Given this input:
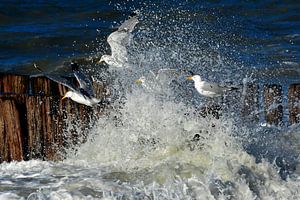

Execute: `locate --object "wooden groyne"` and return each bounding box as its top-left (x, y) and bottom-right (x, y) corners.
top-left (0, 74), bottom-right (106, 162)
top-left (0, 73), bottom-right (299, 163)
top-left (288, 84), bottom-right (300, 124)
top-left (242, 83), bottom-right (300, 126)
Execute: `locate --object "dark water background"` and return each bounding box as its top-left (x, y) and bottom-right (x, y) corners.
top-left (0, 0), bottom-right (299, 81)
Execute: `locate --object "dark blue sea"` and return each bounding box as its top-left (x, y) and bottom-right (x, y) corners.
top-left (0, 1), bottom-right (299, 199)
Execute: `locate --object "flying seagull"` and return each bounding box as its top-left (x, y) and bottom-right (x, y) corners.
top-left (187, 74), bottom-right (238, 98)
top-left (99, 12), bottom-right (139, 68)
top-left (34, 63), bottom-right (104, 107)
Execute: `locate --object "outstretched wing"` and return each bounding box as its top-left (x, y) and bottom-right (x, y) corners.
top-left (74, 70), bottom-right (95, 97)
top-left (117, 13), bottom-right (139, 32)
top-left (201, 81), bottom-right (238, 94)
top-left (46, 74), bottom-right (79, 92)
top-left (107, 14), bottom-right (139, 63)
top-left (32, 64), bottom-right (78, 92)
top-left (32, 63), bottom-right (95, 96)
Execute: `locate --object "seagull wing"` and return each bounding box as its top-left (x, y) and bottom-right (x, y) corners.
top-left (107, 15), bottom-right (139, 63)
top-left (73, 71), bottom-right (95, 97)
top-left (117, 14), bottom-right (139, 32)
top-left (46, 74), bottom-right (79, 92)
top-left (200, 81), bottom-right (238, 93)
top-left (32, 63), bottom-right (79, 92)
top-left (200, 82), bottom-right (228, 94)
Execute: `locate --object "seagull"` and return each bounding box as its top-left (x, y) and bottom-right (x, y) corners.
top-left (99, 12), bottom-right (139, 68)
top-left (187, 74), bottom-right (238, 98)
top-left (33, 63), bottom-right (104, 107)
top-left (135, 68), bottom-right (179, 92)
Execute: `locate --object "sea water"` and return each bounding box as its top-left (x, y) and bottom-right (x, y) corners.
top-left (0, 1), bottom-right (299, 199)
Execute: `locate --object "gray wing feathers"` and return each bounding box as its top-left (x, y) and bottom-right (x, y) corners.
top-left (201, 82), bottom-right (228, 93)
top-left (201, 82), bottom-right (237, 94)
top-left (107, 32), bottom-right (129, 62)
top-left (107, 15), bottom-right (139, 62)
top-left (74, 71), bottom-right (95, 96)
top-left (118, 16), bottom-right (139, 32)
top-left (46, 74), bottom-right (79, 92)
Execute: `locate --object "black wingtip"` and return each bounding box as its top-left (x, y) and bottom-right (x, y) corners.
top-left (129, 12), bottom-right (137, 18)
top-left (129, 10), bottom-right (139, 18)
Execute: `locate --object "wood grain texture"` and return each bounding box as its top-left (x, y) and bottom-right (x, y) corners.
top-left (288, 84), bottom-right (300, 124)
top-left (264, 84), bottom-right (283, 126)
top-left (0, 74), bottom-right (106, 162)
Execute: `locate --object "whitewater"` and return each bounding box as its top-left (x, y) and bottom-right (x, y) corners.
top-left (1, 6), bottom-right (300, 200)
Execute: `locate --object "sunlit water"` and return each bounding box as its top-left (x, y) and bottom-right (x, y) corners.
top-left (1, 1), bottom-right (300, 199)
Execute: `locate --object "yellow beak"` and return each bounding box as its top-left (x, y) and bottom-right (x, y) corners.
top-left (187, 76), bottom-right (193, 81)
top-left (135, 79), bottom-right (143, 84)
top-left (61, 96), bottom-right (68, 100)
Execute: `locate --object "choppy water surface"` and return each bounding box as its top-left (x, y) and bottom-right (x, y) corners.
top-left (0, 1), bottom-right (300, 199)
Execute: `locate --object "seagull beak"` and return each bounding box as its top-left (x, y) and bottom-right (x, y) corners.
top-left (187, 76), bottom-right (193, 81)
top-left (61, 96), bottom-right (68, 100)
top-left (135, 79), bottom-right (142, 84)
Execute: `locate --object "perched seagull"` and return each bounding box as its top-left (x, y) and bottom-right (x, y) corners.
top-left (34, 63), bottom-right (104, 107)
top-left (135, 68), bottom-right (179, 92)
top-left (99, 12), bottom-right (139, 68)
top-left (187, 74), bottom-right (238, 98)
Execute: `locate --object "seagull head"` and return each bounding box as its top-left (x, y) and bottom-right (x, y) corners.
top-left (62, 91), bottom-right (74, 100)
top-left (187, 75), bottom-right (201, 82)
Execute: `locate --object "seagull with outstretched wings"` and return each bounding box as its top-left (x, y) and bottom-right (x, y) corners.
top-left (33, 63), bottom-right (105, 107)
top-left (99, 12), bottom-right (139, 68)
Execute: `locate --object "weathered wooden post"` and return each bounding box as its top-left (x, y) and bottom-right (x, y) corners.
top-left (0, 74), bottom-right (106, 162)
top-left (0, 97), bottom-right (24, 162)
top-left (0, 74), bottom-right (29, 162)
top-left (241, 84), bottom-right (259, 122)
top-left (288, 84), bottom-right (300, 125)
top-left (0, 74), bottom-right (28, 94)
top-left (264, 84), bottom-right (283, 126)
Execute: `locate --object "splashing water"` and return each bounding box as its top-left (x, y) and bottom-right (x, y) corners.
top-left (1, 4), bottom-right (300, 200)
top-left (1, 86), bottom-right (299, 199)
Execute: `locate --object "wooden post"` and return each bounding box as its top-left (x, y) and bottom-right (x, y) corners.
top-left (0, 74), bottom-right (28, 94)
top-left (0, 98), bottom-right (24, 162)
top-left (241, 84), bottom-right (259, 122)
top-left (264, 84), bottom-right (283, 126)
top-left (0, 74), bottom-right (106, 162)
top-left (25, 96), bottom-right (65, 160)
top-left (288, 84), bottom-right (300, 124)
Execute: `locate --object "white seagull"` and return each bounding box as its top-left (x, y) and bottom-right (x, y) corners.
top-left (99, 12), bottom-right (139, 68)
top-left (61, 68), bottom-right (101, 107)
top-left (34, 63), bottom-right (104, 107)
top-left (187, 74), bottom-right (238, 98)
